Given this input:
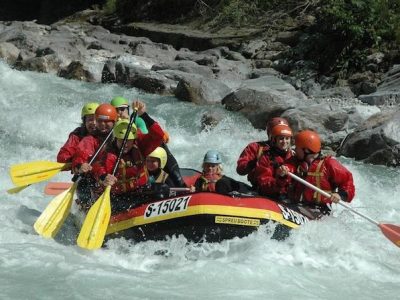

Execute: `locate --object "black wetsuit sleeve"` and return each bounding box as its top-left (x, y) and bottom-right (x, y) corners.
top-left (162, 144), bottom-right (186, 187)
top-left (165, 176), bottom-right (176, 188)
top-left (215, 176), bottom-right (234, 195)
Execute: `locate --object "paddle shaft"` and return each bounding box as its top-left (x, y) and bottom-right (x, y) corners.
top-left (288, 172), bottom-right (379, 226)
top-left (88, 129), bottom-right (114, 165)
top-left (72, 128), bottom-right (114, 183)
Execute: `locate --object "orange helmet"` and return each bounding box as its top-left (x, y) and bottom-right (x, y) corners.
top-left (267, 117), bottom-right (289, 135)
top-left (95, 103), bottom-right (117, 122)
top-left (270, 124), bottom-right (293, 138)
top-left (295, 130), bottom-right (321, 153)
top-left (163, 130), bottom-right (170, 144)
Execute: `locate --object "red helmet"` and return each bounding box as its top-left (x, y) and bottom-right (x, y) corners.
top-left (95, 103), bottom-right (117, 122)
top-left (295, 130), bottom-right (321, 153)
top-left (267, 117), bottom-right (289, 135)
top-left (270, 124), bottom-right (293, 138)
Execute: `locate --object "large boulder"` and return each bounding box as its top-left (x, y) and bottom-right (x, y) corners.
top-left (359, 65), bottom-right (400, 106)
top-left (222, 75), bottom-right (306, 128)
top-left (175, 73), bottom-right (231, 105)
top-left (338, 109), bottom-right (400, 167)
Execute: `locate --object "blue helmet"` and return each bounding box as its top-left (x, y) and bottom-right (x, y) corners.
top-left (203, 150), bottom-right (222, 164)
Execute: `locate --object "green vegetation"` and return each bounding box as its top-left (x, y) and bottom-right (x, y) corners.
top-left (103, 0), bottom-right (117, 14)
top-left (203, 0), bottom-right (400, 76)
top-left (314, 0), bottom-right (400, 74)
top-left (109, 0), bottom-right (400, 77)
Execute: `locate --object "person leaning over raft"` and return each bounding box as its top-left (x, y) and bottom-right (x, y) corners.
top-left (192, 150), bottom-right (248, 195)
top-left (254, 124), bottom-right (296, 202)
top-left (281, 129), bottom-right (355, 216)
top-left (236, 117), bottom-right (290, 189)
top-left (92, 100), bottom-right (165, 210)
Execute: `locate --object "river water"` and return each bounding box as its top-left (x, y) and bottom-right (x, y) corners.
top-left (1, 61), bottom-right (399, 299)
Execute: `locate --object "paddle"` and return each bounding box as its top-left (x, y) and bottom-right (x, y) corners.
top-left (77, 110), bottom-right (137, 250)
top-left (33, 129), bottom-right (114, 238)
top-left (7, 185), bottom-right (31, 194)
top-left (9, 161), bottom-right (71, 187)
top-left (44, 182), bottom-right (73, 195)
top-left (288, 172), bottom-right (400, 248)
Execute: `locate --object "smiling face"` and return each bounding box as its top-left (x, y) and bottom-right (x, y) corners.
top-left (203, 163), bottom-right (220, 175)
top-left (274, 136), bottom-right (292, 151)
top-left (96, 119), bottom-right (115, 135)
top-left (146, 156), bottom-right (160, 171)
top-left (84, 115), bottom-right (96, 134)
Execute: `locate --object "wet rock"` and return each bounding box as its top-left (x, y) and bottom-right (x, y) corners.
top-left (338, 109), bottom-right (400, 167)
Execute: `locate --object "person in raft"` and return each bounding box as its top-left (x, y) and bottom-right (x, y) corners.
top-left (57, 102), bottom-right (99, 165)
top-left (236, 117), bottom-right (290, 189)
top-left (71, 103), bottom-right (118, 205)
top-left (253, 124), bottom-right (296, 202)
top-left (111, 96), bottom-right (148, 132)
top-left (111, 96), bottom-right (186, 188)
top-left (192, 150), bottom-right (249, 195)
top-left (143, 146), bottom-right (178, 200)
top-left (92, 100), bottom-right (165, 211)
top-left (281, 129), bottom-right (355, 217)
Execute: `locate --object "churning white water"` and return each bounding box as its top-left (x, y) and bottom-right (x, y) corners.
top-left (0, 61), bottom-right (399, 299)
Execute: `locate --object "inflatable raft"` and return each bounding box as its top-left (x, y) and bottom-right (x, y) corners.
top-left (75, 168), bottom-right (310, 243)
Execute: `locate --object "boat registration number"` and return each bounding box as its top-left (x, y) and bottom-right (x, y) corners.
top-left (144, 196), bottom-right (191, 218)
top-left (278, 204), bottom-right (309, 225)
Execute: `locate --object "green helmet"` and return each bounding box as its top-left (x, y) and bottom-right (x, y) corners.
top-left (113, 119), bottom-right (137, 140)
top-left (135, 117), bottom-right (148, 134)
top-left (148, 147), bottom-right (167, 169)
top-left (81, 102), bottom-right (100, 118)
top-left (111, 96), bottom-right (129, 108)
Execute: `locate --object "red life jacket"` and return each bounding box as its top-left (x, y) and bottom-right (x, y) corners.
top-left (113, 145), bottom-right (149, 194)
top-left (297, 157), bottom-right (332, 204)
top-left (199, 173), bottom-right (222, 192)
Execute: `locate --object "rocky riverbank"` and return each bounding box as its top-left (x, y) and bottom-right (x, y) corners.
top-left (0, 9), bottom-right (399, 167)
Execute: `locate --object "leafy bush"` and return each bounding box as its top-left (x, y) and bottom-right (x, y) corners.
top-left (314, 0), bottom-right (400, 73)
top-left (104, 0), bottom-right (117, 14)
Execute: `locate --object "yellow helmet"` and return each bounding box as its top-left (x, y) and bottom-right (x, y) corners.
top-left (113, 119), bottom-right (137, 140)
top-left (81, 102), bottom-right (99, 118)
top-left (148, 147), bottom-right (167, 169)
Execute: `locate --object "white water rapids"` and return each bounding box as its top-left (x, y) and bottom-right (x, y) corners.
top-left (0, 61), bottom-right (399, 299)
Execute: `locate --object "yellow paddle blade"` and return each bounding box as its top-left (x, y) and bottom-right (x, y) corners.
top-left (34, 183), bottom-right (78, 238)
top-left (10, 161), bottom-right (70, 187)
top-left (7, 185), bottom-right (30, 194)
top-left (77, 186), bottom-right (111, 250)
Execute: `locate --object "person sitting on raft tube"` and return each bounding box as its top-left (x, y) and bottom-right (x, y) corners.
top-left (93, 100), bottom-right (165, 209)
top-left (254, 124), bottom-right (296, 202)
top-left (282, 129), bottom-right (355, 216)
top-left (111, 96), bottom-right (186, 188)
top-left (71, 103), bottom-right (118, 204)
top-left (57, 102), bottom-right (99, 166)
top-left (236, 117), bottom-right (290, 189)
top-left (192, 150), bottom-right (246, 195)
